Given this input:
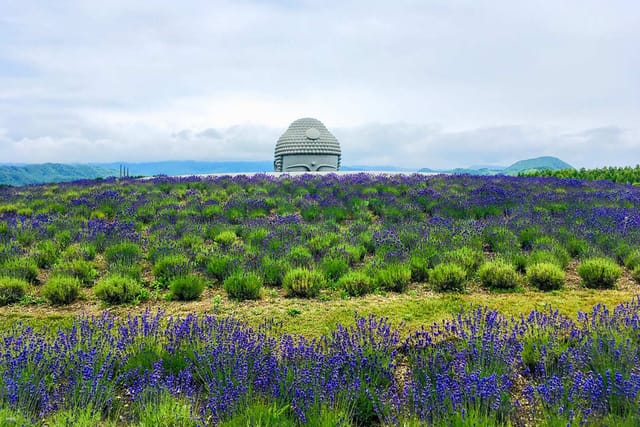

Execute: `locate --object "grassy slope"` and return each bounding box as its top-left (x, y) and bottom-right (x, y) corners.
top-left (2, 283), bottom-right (637, 337)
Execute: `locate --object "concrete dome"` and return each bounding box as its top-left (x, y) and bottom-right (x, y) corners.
top-left (274, 118), bottom-right (341, 172)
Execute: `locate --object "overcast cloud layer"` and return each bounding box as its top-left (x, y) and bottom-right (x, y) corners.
top-left (1, 0), bottom-right (638, 168)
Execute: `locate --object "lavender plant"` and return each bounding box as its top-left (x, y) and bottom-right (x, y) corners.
top-left (0, 301), bottom-right (639, 425)
top-left (94, 274), bottom-right (144, 305)
top-left (42, 275), bottom-right (81, 305)
top-left (478, 259), bottom-right (520, 290)
top-left (0, 277), bottom-right (28, 305)
top-left (578, 258), bottom-right (622, 289)
top-left (223, 272), bottom-right (262, 301)
top-left (526, 262), bottom-right (566, 291)
top-left (283, 268), bottom-right (324, 298)
top-left (169, 275), bottom-right (206, 301)
top-left (429, 262), bottom-right (467, 292)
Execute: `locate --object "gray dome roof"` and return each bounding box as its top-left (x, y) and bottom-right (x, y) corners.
top-left (274, 118), bottom-right (341, 157)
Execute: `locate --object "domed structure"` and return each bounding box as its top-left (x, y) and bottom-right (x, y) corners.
top-left (274, 118), bottom-right (341, 172)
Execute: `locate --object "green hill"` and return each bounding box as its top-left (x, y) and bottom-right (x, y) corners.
top-left (419, 156), bottom-right (573, 176)
top-left (0, 163), bottom-right (117, 186)
top-left (502, 156), bottom-right (574, 175)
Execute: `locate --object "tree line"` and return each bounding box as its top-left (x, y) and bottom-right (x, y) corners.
top-left (522, 165), bottom-right (640, 185)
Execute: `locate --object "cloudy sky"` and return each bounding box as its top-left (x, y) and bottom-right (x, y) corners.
top-left (1, 0), bottom-right (638, 169)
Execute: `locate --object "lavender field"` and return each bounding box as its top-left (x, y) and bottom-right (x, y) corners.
top-left (1, 173), bottom-right (640, 425)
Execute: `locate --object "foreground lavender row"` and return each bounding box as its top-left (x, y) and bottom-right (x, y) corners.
top-left (2, 299), bottom-right (640, 426)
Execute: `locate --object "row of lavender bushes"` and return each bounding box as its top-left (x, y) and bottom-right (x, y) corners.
top-left (1, 299), bottom-right (640, 426)
top-left (1, 174), bottom-right (640, 306)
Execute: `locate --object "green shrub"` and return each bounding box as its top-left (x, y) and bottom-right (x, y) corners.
top-left (283, 268), bottom-right (324, 298)
top-left (206, 254), bottom-right (238, 282)
top-left (202, 204), bottom-right (223, 219)
top-left (153, 254), bottom-right (190, 285)
top-left (429, 263), bottom-right (467, 292)
top-left (527, 249), bottom-right (565, 270)
top-left (323, 206), bottom-right (349, 223)
top-left (358, 232), bottom-right (375, 255)
top-left (214, 230), bottom-right (237, 247)
top-left (578, 258), bottom-right (621, 289)
top-left (15, 227), bottom-right (36, 248)
top-left (410, 255), bottom-right (430, 283)
top-left (483, 227), bottom-right (518, 253)
top-left (55, 229), bottom-right (73, 249)
top-left (43, 275), bottom-right (81, 305)
top-left (632, 266), bottom-right (640, 284)
top-left (624, 250), bottom-right (640, 270)
top-left (33, 240), bottom-right (59, 269)
top-left (0, 223), bottom-right (9, 242)
top-left (508, 252), bottom-right (528, 274)
top-left (0, 277), bottom-right (28, 306)
top-left (54, 259), bottom-right (98, 287)
top-left (247, 228), bottom-right (270, 247)
top-left (322, 256), bottom-right (349, 282)
top-left (1, 257), bottom-right (39, 284)
top-left (478, 260), bottom-right (520, 290)
top-left (300, 205), bottom-right (320, 221)
top-left (442, 247), bottom-right (484, 276)
top-left (224, 272), bottom-right (263, 301)
top-left (287, 245), bottom-right (313, 267)
top-left (552, 245), bottom-right (571, 268)
top-left (260, 256), bottom-right (287, 287)
top-left (104, 241), bottom-right (142, 266)
top-left (409, 247), bottom-right (438, 282)
top-left (342, 245), bottom-right (366, 265)
top-left (94, 274), bottom-right (143, 305)
top-left (308, 233), bottom-right (340, 255)
top-left (0, 242), bottom-right (17, 265)
top-left (565, 237), bottom-right (589, 258)
top-left (519, 226), bottom-right (542, 250)
top-left (526, 262), bottom-right (565, 291)
top-left (614, 243), bottom-right (632, 265)
top-left (61, 242), bottom-right (97, 261)
top-left (179, 233), bottom-right (204, 252)
top-left (338, 271), bottom-right (373, 297)
top-left (110, 263), bottom-right (143, 281)
top-left (373, 263), bottom-right (411, 293)
top-left (531, 238), bottom-right (570, 268)
top-left (169, 274), bottom-right (206, 301)
top-left (80, 242), bottom-right (98, 260)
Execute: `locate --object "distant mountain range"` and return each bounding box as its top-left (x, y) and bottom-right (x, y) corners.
top-left (0, 163), bottom-right (117, 187)
top-left (104, 161), bottom-right (414, 176)
top-left (418, 156), bottom-right (574, 176)
top-left (0, 156), bottom-right (574, 186)
top-left (98, 161), bottom-right (275, 177)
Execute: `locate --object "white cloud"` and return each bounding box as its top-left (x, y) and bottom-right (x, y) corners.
top-left (0, 0), bottom-right (638, 166)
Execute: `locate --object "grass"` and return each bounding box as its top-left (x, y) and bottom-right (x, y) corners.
top-left (1, 285), bottom-right (637, 337)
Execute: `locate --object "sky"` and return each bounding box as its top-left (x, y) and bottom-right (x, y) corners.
top-left (0, 0), bottom-right (638, 169)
